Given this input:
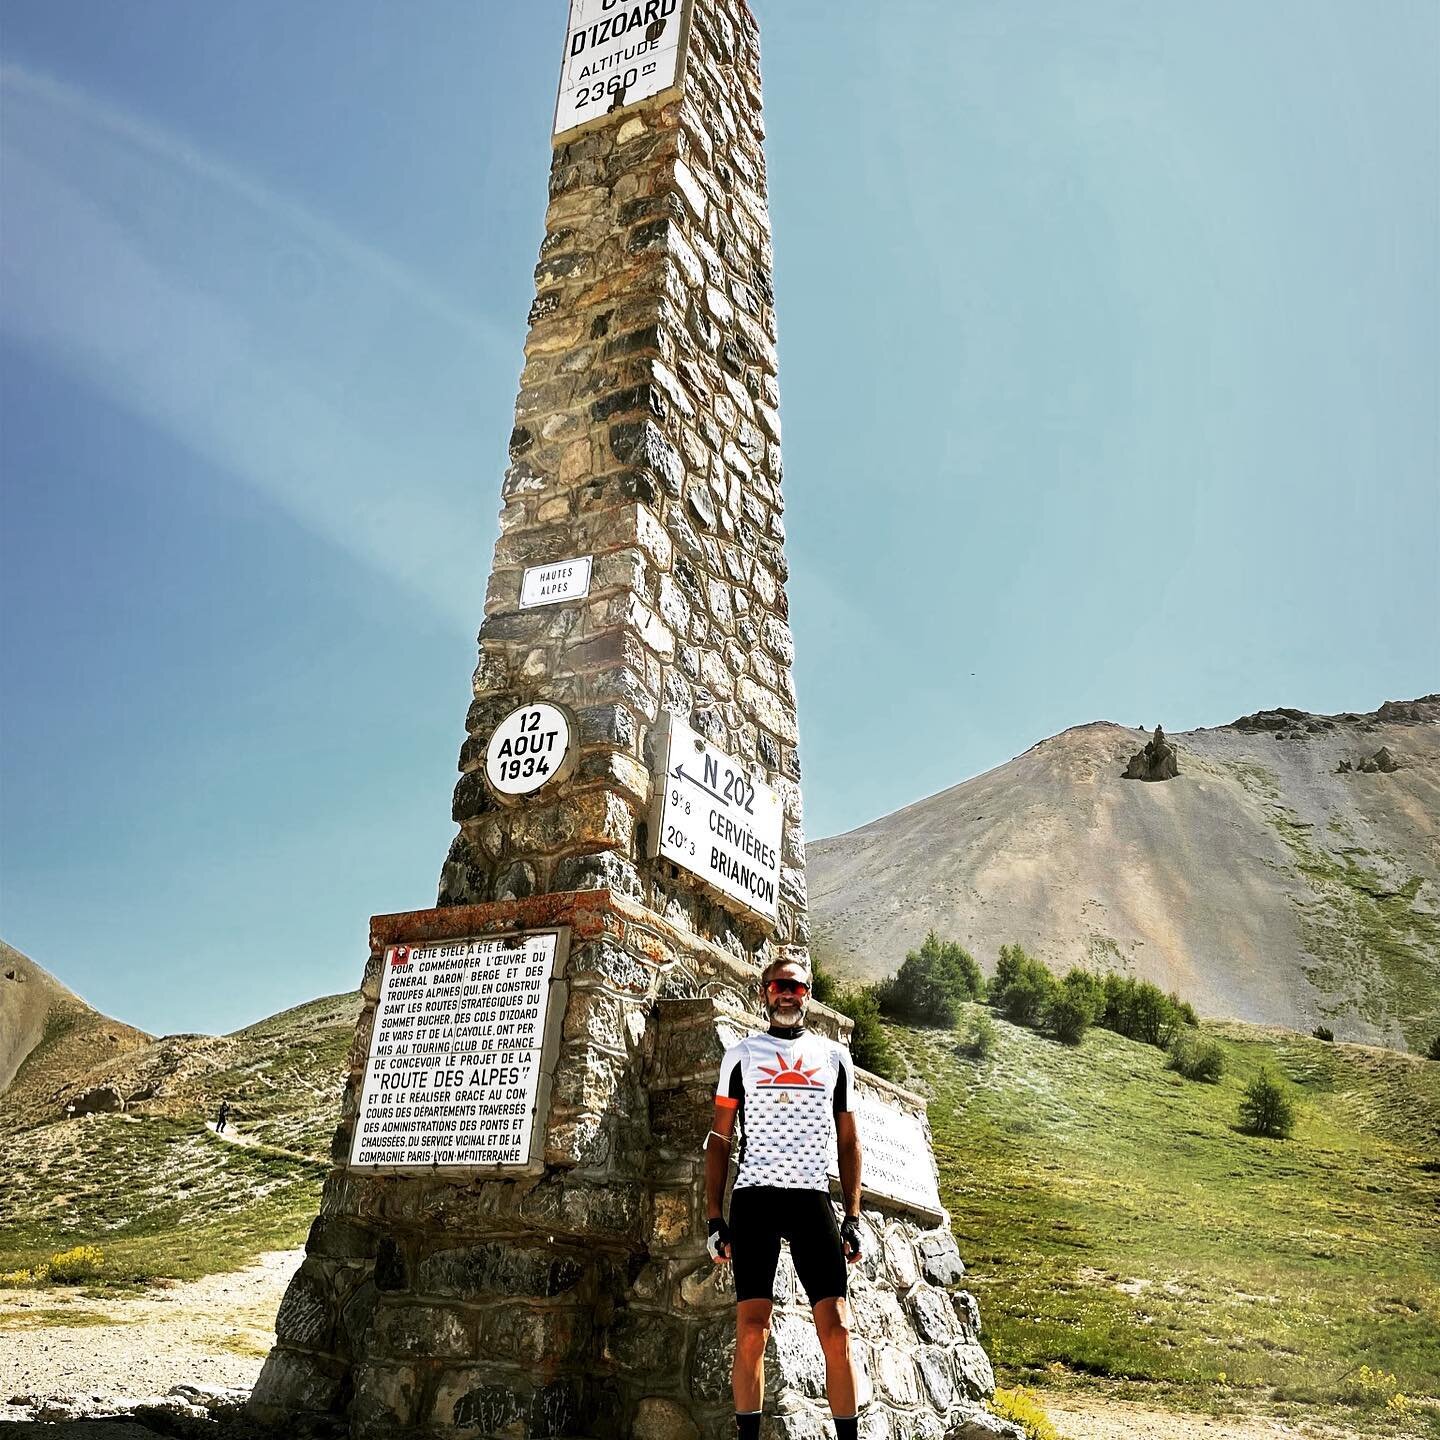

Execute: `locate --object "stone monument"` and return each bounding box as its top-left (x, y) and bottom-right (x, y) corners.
top-left (250, 4), bottom-right (1008, 1436)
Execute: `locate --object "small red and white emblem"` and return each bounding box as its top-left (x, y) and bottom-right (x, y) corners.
top-left (756, 1056), bottom-right (825, 1089)
top-left (388, 945), bottom-right (411, 966)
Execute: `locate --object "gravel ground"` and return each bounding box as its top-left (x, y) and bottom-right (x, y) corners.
top-left (0, 1255), bottom-right (1387, 1439)
top-left (1036, 1390), bottom-right (1369, 1440)
top-left (0, 1249), bottom-right (300, 1406)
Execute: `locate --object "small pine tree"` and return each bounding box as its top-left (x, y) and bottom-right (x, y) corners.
top-left (1427, 1034), bottom-right (1440, 1062)
top-left (957, 1011), bottom-right (998, 1060)
top-left (1239, 1069), bottom-right (1296, 1138)
top-left (1046, 970), bottom-right (1103, 1044)
top-left (1312, 1025), bottom-right (1335, 1042)
top-left (810, 961), bottom-right (840, 1007)
top-left (991, 943), bottom-right (1055, 1028)
top-left (837, 987), bottom-right (898, 1080)
top-left (878, 931), bottom-right (984, 1026)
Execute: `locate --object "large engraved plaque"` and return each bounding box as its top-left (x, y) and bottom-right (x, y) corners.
top-left (830, 1079), bottom-right (944, 1218)
top-left (349, 931), bottom-right (567, 1172)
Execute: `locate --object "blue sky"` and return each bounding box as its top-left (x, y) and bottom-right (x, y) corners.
top-left (2, 1), bottom-right (1436, 1036)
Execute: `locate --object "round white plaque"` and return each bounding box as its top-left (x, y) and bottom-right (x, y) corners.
top-left (484, 702), bottom-right (574, 797)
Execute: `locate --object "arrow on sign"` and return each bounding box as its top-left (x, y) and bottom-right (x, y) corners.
top-left (672, 762), bottom-right (730, 808)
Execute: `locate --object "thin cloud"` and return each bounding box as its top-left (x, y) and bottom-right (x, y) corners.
top-left (1, 63), bottom-right (511, 629)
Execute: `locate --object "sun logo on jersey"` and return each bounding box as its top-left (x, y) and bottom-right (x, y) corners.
top-left (756, 1057), bottom-right (825, 1089)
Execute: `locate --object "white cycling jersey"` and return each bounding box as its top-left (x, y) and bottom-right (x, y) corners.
top-left (716, 1029), bottom-right (855, 1192)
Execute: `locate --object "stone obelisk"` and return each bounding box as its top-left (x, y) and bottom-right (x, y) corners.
top-left (251, 4), bottom-right (1002, 1437)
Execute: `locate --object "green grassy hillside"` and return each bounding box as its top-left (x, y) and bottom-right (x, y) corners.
top-left (0, 992), bottom-right (356, 1288)
top-left (901, 1007), bottom-right (1440, 1436)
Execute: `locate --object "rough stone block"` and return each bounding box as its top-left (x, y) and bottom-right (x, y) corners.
top-left (416, 1243), bottom-right (585, 1302)
top-left (370, 1302), bottom-right (471, 1360)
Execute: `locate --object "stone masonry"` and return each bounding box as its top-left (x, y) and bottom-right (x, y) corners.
top-left (251, 5), bottom-right (1014, 1437)
top-left (437, 0), bottom-right (807, 972)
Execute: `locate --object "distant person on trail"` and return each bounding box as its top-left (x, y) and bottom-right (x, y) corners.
top-left (215, 1100), bottom-right (230, 1134)
top-left (704, 955), bottom-right (864, 1440)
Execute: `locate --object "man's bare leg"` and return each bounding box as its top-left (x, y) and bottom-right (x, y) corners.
top-left (814, 1296), bottom-right (858, 1421)
top-left (733, 1297), bottom-right (774, 1420)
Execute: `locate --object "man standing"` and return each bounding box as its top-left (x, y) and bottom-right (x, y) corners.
top-left (705, 956), bottom-right (864, 1440)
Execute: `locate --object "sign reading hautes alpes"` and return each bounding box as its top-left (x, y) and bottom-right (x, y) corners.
top-left (650, 714), bottom-right (784, 923)
top-left (349, 934), bottom-right (564, 1171)
top-left (554, 0), bottom-right (693, 138)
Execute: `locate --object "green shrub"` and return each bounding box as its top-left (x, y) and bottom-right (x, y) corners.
top-left (1167, 1036), bottom-right (1226, 1083)
top-left (831, 987), bottom-right (898, 1081)
top-left (1100, 974), bottom-right (1187, 1049)
top-left (957, 1011), bottom-right (997, 1061)
top-left (877, 932), bottom-right (984, 1027)
top-left (1239, 1069), bottom-right (1296, 1138)
top-left (1046, 970), bottom-right (1104, 1044)
top-left (1171, 993), bottom-right (1200, 1028)
top-left (1313, 1025), bottom-right (1335, 1042)
top-left (1427, 1034), bottom-right (1440, 1062)
top-left (811, 961), bottom-right (840, 1007)
top-left (992, 943), bottom-right (1055, 1027)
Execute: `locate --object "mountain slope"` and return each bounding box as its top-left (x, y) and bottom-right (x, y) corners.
top-left (0, 941), bottom-right (151, 1103)
top-left (0, 986), bottom-right (357, 1286)
top-left (807, 698), bottom-right (1440, 1048)
top-left (896, 1007), bottom-right (1440, 1431)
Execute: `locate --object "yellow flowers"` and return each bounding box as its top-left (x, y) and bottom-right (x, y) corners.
top-left (1344, 1364), bottom-right (1412, 1414)
top-left (0, 1244), bottom-right (104, 1287)
top-left (1215, 1371), bottom-right (1227, 1384)
top-left (991, 1387), bottom-right (1060, 1440)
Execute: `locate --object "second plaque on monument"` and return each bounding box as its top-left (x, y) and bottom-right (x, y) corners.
top-left (348, 932), bottom-right (567, 1173)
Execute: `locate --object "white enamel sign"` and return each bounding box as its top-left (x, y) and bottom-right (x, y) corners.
top-left (485, 702), bottom-right (574, 797)
top-left (520, 556), bottom-right (592, 609)
top-left (830, 1084), bottom-right (943, 1217)
top-left (350, 933), bottom-right (563, 1170)
top-left (651, 714), bottom-right (783, 923)
top-left (554, 0), bottom-right (691, 138)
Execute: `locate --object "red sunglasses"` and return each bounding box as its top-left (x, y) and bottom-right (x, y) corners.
top-left (765, 978), bottom-right (810, 996)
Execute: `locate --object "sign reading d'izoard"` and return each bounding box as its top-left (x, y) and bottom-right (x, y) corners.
top-left (650, 713), bottom-right (784, 924)
top-left (554, 0), bottom-right (694, 139)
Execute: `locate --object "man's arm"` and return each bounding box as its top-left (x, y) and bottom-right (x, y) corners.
top-left (704, 1097), bottom-right (738, 1254)
top-left (836, 1110), bottom-right (862, 1219)
top-left (705, 1097), bottom-right (738, 1216)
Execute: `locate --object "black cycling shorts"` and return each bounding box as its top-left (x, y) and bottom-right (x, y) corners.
top-left (729, 1186), bottom-right (847, 1306)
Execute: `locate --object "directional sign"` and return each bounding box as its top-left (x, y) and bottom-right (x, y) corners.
top-left (650, 714), bottom-right (783, 923)
top-left (554, 0), bottom-right (693, 139)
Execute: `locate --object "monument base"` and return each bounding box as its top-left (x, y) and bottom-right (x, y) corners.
top-left (249, 893), bottom-right (1002, 1439)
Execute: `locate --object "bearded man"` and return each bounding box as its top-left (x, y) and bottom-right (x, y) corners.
top-left (703, 955), bottom-right (864, 1440)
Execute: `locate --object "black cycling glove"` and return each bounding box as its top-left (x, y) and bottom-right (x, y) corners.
top-left (707, 1216), bottom-right (732, 1262)
top-left (841, 1215), bottom-right (862, 1261)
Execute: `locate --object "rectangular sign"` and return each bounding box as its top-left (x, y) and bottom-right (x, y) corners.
top-left (554, 0), bottom-right (692, 139)
top-left (349, 933), bottom-right (564, 1171)
top-left (830, 1083), bottom-right (944, 1217)
top-left (650, 714), bottom-right (783, 924)
top-left (520, 555), bottom-right (593, 609)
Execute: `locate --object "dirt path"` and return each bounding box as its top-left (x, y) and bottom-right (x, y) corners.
top-left (0, 1249), bottom-right (301, 1404)
top-left (1035, 1389), bottom-right (1370, 1440)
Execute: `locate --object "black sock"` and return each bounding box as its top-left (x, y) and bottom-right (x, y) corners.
top-left (833, 1417), bottom-right (858, 1440)
top-left (736, 1412), bottom-right (762, 1440)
